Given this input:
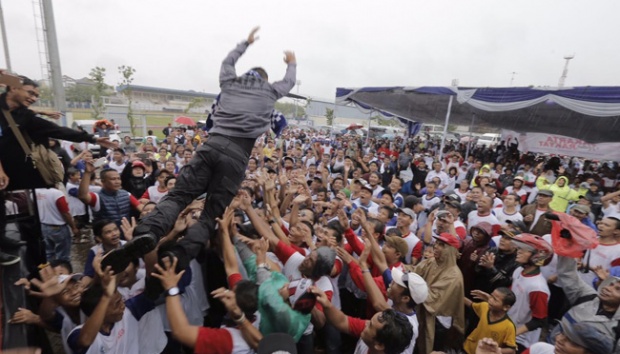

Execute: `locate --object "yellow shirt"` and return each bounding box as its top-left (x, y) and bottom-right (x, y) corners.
top-left (463, 302), bottom-right (517, 354)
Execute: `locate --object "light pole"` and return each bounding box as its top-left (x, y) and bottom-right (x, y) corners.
top-left (0, 0), bottom-right (11, 71)
top-left (294, 80), bottom-right (301, 118)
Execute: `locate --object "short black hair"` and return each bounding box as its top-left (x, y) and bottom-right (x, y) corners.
top-left (326, 220), bottom-right (344, 244)
top-left (367, 218), bottom-right (385, 236)
top-left (375, 309), bottom-right (414, 354)
top-left (7, 76), bottom-right (39, 92)
top-left (380, 206), bottom-right (395, 219)
top-left (495, 287), bottom-right (516, 307)
top-left (113, 148), bottom-right (125, 155)
top-left (164, 175), bottom-right (176, 186)
top-left (250, 67), bottom-right (268, 80)
top-left (93, 219), bottom-right (116, 238)
top-left (234, 280), bottom-right (259, 319)
top-left (99, 168), bottom-right (117, 181)
top-left (80, 282), bottom-right (104, 317)
top-left (49, 259), bottom-right (73, 273)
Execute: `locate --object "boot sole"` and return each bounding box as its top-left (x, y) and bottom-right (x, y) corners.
top-left (100, 235), bottom-right (157, 274)
top-left (0, 256), bottom-right (21, 266)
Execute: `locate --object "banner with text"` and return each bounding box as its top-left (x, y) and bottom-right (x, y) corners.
top-left (501, 130), bottom-right (620, 161)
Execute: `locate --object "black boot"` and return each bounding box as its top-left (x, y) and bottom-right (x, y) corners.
top-left (0, 236), bottom-right (26, 250)
top-left (0, 251), bottom-right (20, 266)
top-left (101, 232), bottom-right (157, 274)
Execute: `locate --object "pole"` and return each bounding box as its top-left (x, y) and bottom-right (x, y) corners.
top-left (41, 0), bottom-right (67, 126)
top-left (366, 110), bottom-right (373, 146)
top-left (438, 95), bottom-right (453, 161)
top-left (0, 0), bottom-right (11, 71)
top-left (465, 113), bottom-right (475, 160)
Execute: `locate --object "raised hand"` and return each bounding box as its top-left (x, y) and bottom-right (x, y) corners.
top-left (337, 209), bottom-right (349, 230)
top-left (478, 252), bottom-right (496, 269)
top-left (121, 217), bottom-right (137, 240)
top-left (283, 51), bottom-right (296, 65)
top-left (30, 266), bottom-right (66, 298)
top-left (470, 290), bottom-right (491, 302)
top-left (336, 246), bottom-right (354, 265)
top-left (212, 287), bottom-right (243, 317)
top-left (151, 256), bottom-right (185, 291)
top-left (247, 27), bottom-right (260, 44)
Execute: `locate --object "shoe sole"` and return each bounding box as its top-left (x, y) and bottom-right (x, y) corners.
top-left (100, 249), bottom-right (131, 274)
top-left (0, 256), bottom-right (21, 266)
top-left (100, 235), bottom-right (156, 274)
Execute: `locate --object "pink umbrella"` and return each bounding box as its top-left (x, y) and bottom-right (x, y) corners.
top-left (174, 116), bottom-right (196, 126)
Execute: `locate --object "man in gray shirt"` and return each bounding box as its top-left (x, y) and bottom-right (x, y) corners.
top-left (102, 27), bottom-right (297, 275)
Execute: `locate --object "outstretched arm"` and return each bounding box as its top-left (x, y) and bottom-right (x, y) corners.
top-left (219, 27), bottom-right (260, 84)
top-left (271, 51), bottom-right (297, 97)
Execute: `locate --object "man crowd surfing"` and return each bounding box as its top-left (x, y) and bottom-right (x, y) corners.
top-left (0, 27), bottom-right (619, 354)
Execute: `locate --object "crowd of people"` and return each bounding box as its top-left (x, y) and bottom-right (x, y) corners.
top-left (1, 28), bottom-right (620, 354)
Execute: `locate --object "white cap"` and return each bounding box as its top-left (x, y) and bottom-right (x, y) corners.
top-left (391, 268), bottom-right (428, 304)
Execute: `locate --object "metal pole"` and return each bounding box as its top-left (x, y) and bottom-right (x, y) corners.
top-left (465, 113), bottom-right (475, 160)
top-left (438, 95), bottom-right (453, 161)
top-left (41, 0), bottom-right (67, 126)
top-left (0, 0), bottom-right (11, 71)
top-left (366, 110), bottom-right (373, 146)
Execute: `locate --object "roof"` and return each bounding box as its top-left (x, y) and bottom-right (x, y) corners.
top-left (336, 86), bottom-right (620, 143)
top-left (116, 84), bottom-right (218, 99)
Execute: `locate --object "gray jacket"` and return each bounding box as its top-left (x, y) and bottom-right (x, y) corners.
top-left (210, 41), bottom-right (296, 139)
top-left (557, 255), bottom-right (620, 353)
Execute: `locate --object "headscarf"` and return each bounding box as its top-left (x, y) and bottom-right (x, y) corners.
top-left (408, 244), bottom-right (465, 354)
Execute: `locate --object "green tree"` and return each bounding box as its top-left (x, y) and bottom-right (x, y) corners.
top-left (65, 84), bottom-right (98, 103)
top-left (89, 67), bottom-right (107, 119)
top-left (275, 101), bottom-right (306, 118)
top-left (37, 84), bottom-right (54, 106)
top-left (325, 108), bottom-right (334, 126)
top-left (184, 97), bottom-right (207, 114)
top-left (370, 114), bottom-right (400, 127)
top-left (118, 65), bottom-right (137, 135)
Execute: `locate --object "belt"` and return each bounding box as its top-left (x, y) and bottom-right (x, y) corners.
top-left (42, 223), bottom-right (65, 229)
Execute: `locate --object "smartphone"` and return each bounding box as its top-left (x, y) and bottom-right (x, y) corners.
top-left (93, 157), bottom-right (107, 168)
top-left (0, 73), bottom-right (22, 88)
top-left (137, 153), bottom-right (149, 159)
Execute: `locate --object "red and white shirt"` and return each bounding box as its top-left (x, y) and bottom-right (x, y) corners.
top-left (36, 188), bottom-right (70, 225)
top-left (507, 267), bottom-right (550, 348)
top-left (141, 186), bottom-right (168, 203)
top-left (578, 242), bottom-right (620, 288)
top-left (493, 207), bottom-right (524, 226)
top-left (467, 211), bottom-right (501, 235)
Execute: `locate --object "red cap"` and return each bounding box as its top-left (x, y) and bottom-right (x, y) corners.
top-left (432, 232), bottom-right (461, 249)
top-left (132, 160), bottom-right (146, 170)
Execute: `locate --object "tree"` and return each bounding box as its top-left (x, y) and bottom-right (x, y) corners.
top-left (89, 67), bottom-right (107, 119)
top-left (184, 97), bottom-right (207, 114)
top-left (118, 65), bottom-right (137, 135)
top-left (325, 108), bottom-right (334, 126)
top-left (65, 84), bottom-right (97, 103)
top-left (370, 114), bottom-right (400, 127)
top-left (274, 101), bottom-right (306, 118)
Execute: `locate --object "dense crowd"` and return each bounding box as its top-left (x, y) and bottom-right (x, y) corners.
top-left (1, 28), bottom-right (620, 354)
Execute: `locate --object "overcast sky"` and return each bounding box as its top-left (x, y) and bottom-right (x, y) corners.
top-left (3, 0), bottom-right (620, 101)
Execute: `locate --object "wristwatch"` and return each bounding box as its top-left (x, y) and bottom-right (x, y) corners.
top-left (257, 263), bottom-right (271, 270)
top-left (166, 286), bottom-right (180, 297)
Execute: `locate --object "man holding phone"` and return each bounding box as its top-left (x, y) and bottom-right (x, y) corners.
top-left (101, 27), bottom-right (297, 279)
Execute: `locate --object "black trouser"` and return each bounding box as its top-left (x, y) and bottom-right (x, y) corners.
top-left (137, 135), bottom-right (251, 265)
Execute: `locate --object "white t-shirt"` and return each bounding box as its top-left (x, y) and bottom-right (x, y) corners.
top-left (578, 242), bottom-right (620, 288)
top-left (66, 181), bottom-right (86, 217)
top-left (527, 342), bottom-right (554, 354)
top-left (421, 194), bottom-right (441, 211)
top-left (36, 188), bottom-right (68, 225)
top-left (467, 211), bottom-right (501, 235)
top-left (353, 311), bottom-right (419, 354)
top-left (493, 207), bottom-right (523, 226)
top-left (107, 160), bottom-right (127, 174)
top-left (68, 308), bottom-right (139, 354)
top-left (507, 267), bottom-right (550, 348)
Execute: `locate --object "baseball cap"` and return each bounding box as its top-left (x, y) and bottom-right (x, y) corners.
top-left (391, 267), bottom-right (429, 304)
top-left (258, 333), bottom-right (298, 354)
top-left (432, 232), bottom-right (461, 249)
top-left (443, 193), bottom-right (461, 203)
top-left (470, 221), bottom-right (493, 237)
top-left (572, 204), bottom-right (590, 214)
top-left (513, 176), bottom-right (524, 182)
top-left (360, 184), bottom-right (374, 194)
top-left (537, 189), bottom-right (554, 197)
top-left (557, 318), bottom-right (613, 354)
top-left (58, 273), bottom-right (84, 284)
top-left (445, 200), bottom-right (462, 210)
top-left (396, 208), bottom-right (416, 219)
top-left (132, 160), bottom-right (146, 170)
top-left (384, 235), bottom-right (409, 258)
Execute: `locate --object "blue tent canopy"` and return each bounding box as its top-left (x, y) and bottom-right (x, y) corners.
top-left (336, 86), bottom-right (620, 143)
